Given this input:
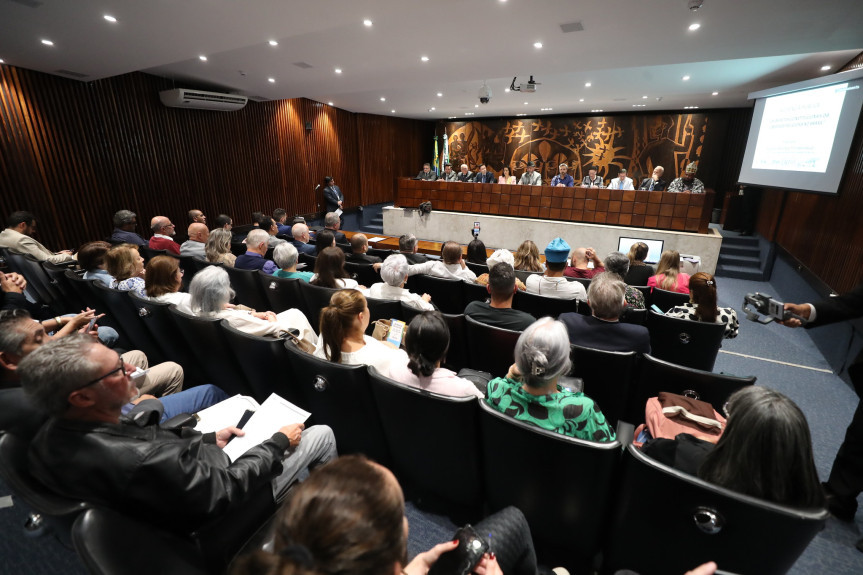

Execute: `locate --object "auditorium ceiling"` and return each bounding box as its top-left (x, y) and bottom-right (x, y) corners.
top-left (0, 0), bottom-right (860, 119)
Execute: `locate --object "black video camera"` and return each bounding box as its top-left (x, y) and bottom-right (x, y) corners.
top-left (743, 292), bottom-right (807, 325)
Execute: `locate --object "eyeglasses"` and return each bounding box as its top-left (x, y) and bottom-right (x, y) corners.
top-left (76, 355), bottom-right (127, 391)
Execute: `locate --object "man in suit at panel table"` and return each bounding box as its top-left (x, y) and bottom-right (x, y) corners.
top-left (639, 166), bottom-right (667, 191)
top-left (416, 163), bottom-right (437, 181)
top-left (456, 164), bottom-right (475, 183)
top-left (518, 161), bottom-right (542, 185)
top-left (609, 169), bottom-right (634, 191)
top-left (474, 164), bottom-right (495, 184)
top-left (551, 163), bottom-right (574, 187)
top-left (581, 166), bottom-right (604, 188)
top-left (438, 162), bottom-right (458, 182)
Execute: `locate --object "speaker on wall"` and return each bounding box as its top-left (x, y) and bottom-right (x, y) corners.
top-left (305, 121), bottom-right (313, 131)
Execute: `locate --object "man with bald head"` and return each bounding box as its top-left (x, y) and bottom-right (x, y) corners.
top-left (564, 246), bottom-right (605, 279)
top-left (188, 209), bottom-right (206, 225)
top-left (180, 223), bottom-right (209, 258)
top-left (290, 223), bottom-right (316, 256)
top-left (149, 216), bottom-right (180, 255)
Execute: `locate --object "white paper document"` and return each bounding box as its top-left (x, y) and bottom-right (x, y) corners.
top-left (366, 236), bottom-right (387, 243)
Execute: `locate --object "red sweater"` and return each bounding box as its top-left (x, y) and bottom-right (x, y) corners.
top-left (149, 236), bottom-right (180, 255)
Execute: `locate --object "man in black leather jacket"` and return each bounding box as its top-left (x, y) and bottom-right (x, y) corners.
top-left (20, 335), bottom-right (337, 534)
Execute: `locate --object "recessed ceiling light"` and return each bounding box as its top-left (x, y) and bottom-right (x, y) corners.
top-left (534, 42), bottom-right (543, 49)
top-left (437, 92), bottom-right (443, 97)
top-left (0, 59), bottom-right (4, 64)
top-left (392, 109), bottom-right (397, 113)
top-left (821, 65), bottom-right (831, 71)
top-left (363, 19), bottom-right (373, 27)
top-left (429, 107), bottom-right (436, 111)
top-left (585, 82), bottom-right (592, 88)
top-left (504, 88), bottom-right (510, 93)
top-left (380, 97), bottom-right (386, 101)
top-left (684, 105), bottom-right (700, 109)
top-left (103, 15), bottom-right (117, 23)
top-left (328, 102), bottom-right (334, 106)
top-left (516, 113), bottom-right (527, 116)
top-left (579, 98), bottom-right (584, 102)
top-left (642, 95), bottom-right (648, 99)
top-left (421, 56), bottom-right (429, 62)
top-left (199, 55), bottom-right (207, 61)
top-left (524, 102), bottom-right (529, 105)
top-left (268, 40), bottom-right (279, 46)
top-left (448, 116), bottom-right (456, 119)
top-left (475, 104), bottom-right (479, 108)
top-left (540, 107), bottom-right (553, 111)
top-left (41, 39), bottom-right (54, 46)
top-left (712, 91), bottom-right (719, 96)
top-left (632, 104), bottom-right (647, 107)
top-left (465, 112), bottom-right (475, 116)
top-left (688, 23), bottom-right (701, 31)
top-left (268, 77), bottom-right (275, 83)
top-left (334, 68), bottom-right (342, 74)
top-left (682, 75), bottom-right (690, 81)
top-left (591, 109), bottom-right (604, 113)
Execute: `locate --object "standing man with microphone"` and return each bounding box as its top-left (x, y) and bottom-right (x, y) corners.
top-left (322, 176), bottom-right (344, 227)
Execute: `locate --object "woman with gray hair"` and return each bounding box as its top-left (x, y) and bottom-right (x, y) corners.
top-left (485, 317), bottom-right (615, 442)
top-left (273, 243), bottom-right (313, 282)
top-left (205, 228), bottom-right (236, 267)
top-left (189, 266), bottom-right (316, 343)
top-left (603, 251), bottom-right (645, 309)
top-left (367, 254), bottom-right (433, 310)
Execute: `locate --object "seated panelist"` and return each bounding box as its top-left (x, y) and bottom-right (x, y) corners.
top-left (639, 166), bottom-right (667, 191)
top-left (609, 169), bottom-right (634, 190)
top-left (456, 164), bottom-right (475, 182)
top-left (437, 162), bottom-right (458, 182)
top-left (474, 164), bottom-right (495, 184)
top-left (518, 161), bottom-right (542, 185)
top-left (415, 162), bottom-right (436, 181)
top-left (581, 166), bottom-right (604, 188)
top-left (550, 163), bottom-right (574, 187)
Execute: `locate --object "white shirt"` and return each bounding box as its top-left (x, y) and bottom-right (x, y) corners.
top-left (149, 291), bottom-right (193, 313)
top-left (313, 334), bottom-right (408, 374)
top-left (367, 283), bottom-right (434, 311)
top-left (407, 260), bottom-right (477, 282)
top-left (611, 177), bottom-right (634, 190)
top-left (525, 274), bottom-right (586, 300)
top-left (309, 275), bottom-right (359, 289)
top-left (213, 308), bottom-right (318, 344)
top-left (388, 359), bottom-right (483, 398)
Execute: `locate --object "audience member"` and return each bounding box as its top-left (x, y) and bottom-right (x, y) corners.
top-left (624, 242), bottom-right (655, 286)
top-left (213, 214), bottom-right (233, 231)
top-left (368, 254), bottom-right (433, 311)
top-left (499, 165), bottom-right (516, 184)
top-left (551, 163), bottom-right (574, 187)
top-left (648, 250), bottom-right (690, 294)
top-left (474, 249), bottom-right (526, 291)
top-left (314, 229), bottom-right (336, 256)
top-left (639, 166), bottom-right (667, 191)
top-left (21, 334), bottom-right (335, 535)
top-left (398, 233), bottom-right (428, 264)
top-left (0, 211), bottom-right (75, 264)
top-left (78, 241), bottom-right (115, 287)
top-left (603, 251), bottom-right (646, 309)
top-left (387, 311), bottom-right (482, 397)
top-left (110, 210), bottom-right (147, 246)
top-left (559, 272), bottom-right (651, 354)
top-left (564, 246), bottom-right (605, 279)
top-left (486, 317), bottom-right (615, 442)
top-left (437, 162), bottom-right (458, 182)
top-left (1, 272), bottom-right (28, 313)
top-left (235, 229), bottom-right (278, 274)
top-left (346, 234), bottom-right (381, 264)
top-left (272, 209), bottom-right (292, 235)
top-left (466, 262), bottom-right (535, 331)
top-left (188, 209), bottom-right (207, 225)
top-left (609, 169), bottom-right (634, 190)
top-left (456, 163), bottom-right (475, 182)
top-left (145, 255), bottom-right (192, 311)
top-left (205, 228), bottom-right (237, 267)
top-left (667, 162), bottom-right (705, 194)
top-left (290, 223), bottom-right (316, 256)
top-left (524, 238), bottom-right (586, 300)
top-left (518, 161), bottom-right (542, 185)
top-left (474, 164), bottom-right (495, 184)
top-left (407, 241), bottom-right (477, 282)
top-left (311, 247), bottom-right (359, 289)
top-left (272, 243), bottom-right (314, 282)
top-left (581, 166), bottom-right (604, 188)
top-left (180, 222), bottom-right (209, 258)
top-left (190, 266), bottom-right (316, 342)
top-left (416, 162), bottom-right (436, 181)
top-left (513, 239), bottom-right (544, 272)
top-left (314, 290), bottom-right (408, 373)
top-left (232, 456), bottom-right (542, 575)
top-left (259, 217), bottom-right (287, 249)
top-left (251, 211), bottom-right (265, 227)
top-left (105, 243), bottom-right (146, 298)
top-left (148, 216), bottom-right (181, 255)
top-left (666, 272), bottom-right (738, 338)
top-left (466, 238), bottom-right (487, 265)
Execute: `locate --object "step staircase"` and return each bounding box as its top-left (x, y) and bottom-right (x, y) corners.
top-left (714, 229), bottom-right (773, 281)
top-left (357, 203), bottom-right (389, 235)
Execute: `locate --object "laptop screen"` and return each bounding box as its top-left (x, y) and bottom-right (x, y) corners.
top-left (617, 237), bottom-right (664, 265)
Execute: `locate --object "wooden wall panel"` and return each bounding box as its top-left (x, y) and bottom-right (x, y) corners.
top-left (0, 65), bottom-right (432, 252)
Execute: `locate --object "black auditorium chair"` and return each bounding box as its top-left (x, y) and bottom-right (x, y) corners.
top-left (335, 242), bottom-right (352, 254)
top-left (466, 261), bottom-right (489, 276)
top-left (512, 289), bottom-right (576, 319)
top-left (64, 269), bottom-right (102, 310)
top-left (167, 306), bottom-right (252, 396)
top-left (140, 246), bottom-right (168, 262)
top-left (220, 321), bottom-right (303, 405)
top-left (569, 276), bottom-right (592, 291)
top-left (72, 508), bottom-right (209, 575)
top-left (365, 296), bottom-right (403, 332)
top-left (282, 340), bottom-right (390, 465)
top-left (224, 266), bottom-right (270, 312)
top-left (63, 272), bottom-right (129, 346)
top-left (258, 271), bottom-right (306, 315)
top-left (91, 284), bottom-right (166, 364)
top-left (399, 304), bottom-right (469, 372)
top-left (344, 261), bottom-right (379, 288)
top-left (601, 444), bottom-right (828, 575)
top-left (42, 261), bottom-right (83, 312)
top-left (464, 315), bottom-right (521, 378)
top-left (649, 287), bottom-right (690, 313)
top-left (399, 301), bottom-right (423, 325)
top-left (367, 248), bottom-right (394, 260)
top-left (647, 311), bottom-right (726, 371)
top-left (369, 367), bottom-right (483, 513)
top-left (514, 270), bottom-right (542, 284)
top-left (620, 307), bottom-right (648, 325)
top-left (478, 401), bottom-right (621, 573)
top-left (462, 280), bottom-right (489, 306)
top-left (409, 274), bottom-right (465, 314)
top-left (569, 344), bottom-right (638, 429)
top-left (632, 285), bottom-right (651, 307)
top-left (127, 292), bottom-right (205, 386)
top-left (175, 255), bottom-right (205, 290)
top-left (298, 281), bottom-right (338, 333)
top-left (625, 353), bottom-right (756, 424)
top-left (297, 252), bottom-right (317, 269)
top-left (4, 250), bottom-right (65, 312)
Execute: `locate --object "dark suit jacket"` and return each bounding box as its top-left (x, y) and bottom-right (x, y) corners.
top-left (402, 251), bottom-right (429, 264)
top-left (416, 170), bottom-right (436, 180)
top-left (809, 283), bottom-right (863, 393)
top-left (325, 228), bottom-right (347, 244)
top-left (559, 312), bottom-right (651, 354)
top-left (323, 185), bottom-right (344, 213)
top-left (346, 253), bottom-right (382, 264)
top-left (290, 239), bottom-right (316, 255)
top-left (474, 171), bottom-right (495, 184)
top-left (639, 177), bottom-right (667, 191)
top-left (457, 171), bottom-right (475, 183)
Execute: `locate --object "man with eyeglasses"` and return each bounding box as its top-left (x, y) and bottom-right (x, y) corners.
top-left (20, 334), bottom-right (337, 535)
top-left (149, 216), bottom-right (181, 255)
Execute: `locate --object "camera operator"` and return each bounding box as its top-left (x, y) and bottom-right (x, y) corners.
top-left (782, 285), bottom-right (863, 538)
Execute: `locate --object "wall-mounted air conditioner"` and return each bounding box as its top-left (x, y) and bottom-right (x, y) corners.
top-left (159, 88), bottom-right (248, 111)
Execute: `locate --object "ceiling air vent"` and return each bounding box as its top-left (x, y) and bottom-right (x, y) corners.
top-left (559, 21), bottom-right (585, 33)
top-left (293, 62), bottom-right (314, 69)
top-left (56, 69), bottom-right (88, 78)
